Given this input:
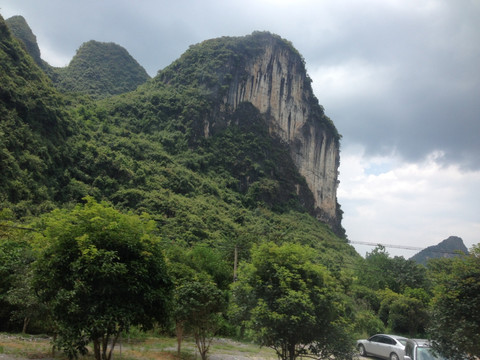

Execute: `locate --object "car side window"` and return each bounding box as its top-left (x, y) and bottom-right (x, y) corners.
top-left (380, 336), bottom-right (393, 345)
top-left (370, 335), bottom-right (381, 342)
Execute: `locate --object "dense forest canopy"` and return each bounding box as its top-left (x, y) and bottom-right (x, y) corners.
top-left (1, 13), bottom-right (478, 360)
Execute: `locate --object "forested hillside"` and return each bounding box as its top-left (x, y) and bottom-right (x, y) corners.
top-left (0, 15), bottom-right (72, 217)
top-left (6, 16), bottom-right (150, 99)
top-left (1, 13), bottom-right (479, 360)
top-left (52, 40), bottom-right (150, 98)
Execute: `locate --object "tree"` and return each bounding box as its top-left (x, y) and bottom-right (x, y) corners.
top-left (173, 277), bottom-right (226, 360)
top-left (6, 265), bottom-right (50, 334)
top-left (0, 210), bottom-right (43, 332)
top-left (230, 242), bottom-right (354, 360)
top-left (166, 243), bottom-right (229, 357)
top-left (429, 245), bottom-right (480, 360)
top-left (33, 198), bottom-right (172, 360)
top-left (358, 246), bottom-right (427, 293)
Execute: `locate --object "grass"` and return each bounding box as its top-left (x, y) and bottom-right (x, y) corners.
top-left (0, 333), bottom-right (277, 360)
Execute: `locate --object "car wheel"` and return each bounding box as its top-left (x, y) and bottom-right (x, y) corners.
top-left (358, 344), bottom-right (367, 356)
top-left (390, 353), bottom-right (399, 360)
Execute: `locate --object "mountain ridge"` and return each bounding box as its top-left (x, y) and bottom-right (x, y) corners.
top-left (0, 12), bottom-right (344, 240)
top-left (157, 32), bottom-right (343, 234)
top-left (410, 235), bottom-right (469, 265)
top-left (5, 16), bottom-right (150, 99)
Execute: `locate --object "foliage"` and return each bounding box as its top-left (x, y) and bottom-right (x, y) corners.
top-left (32, 198), bottom-right (172, 360)
top-left (428, 245), bottom-right (480, 360)
top-left (377, 289), bottom-right (429, 336)
top-left (1, 13), bottom-right (430, 355)
top-left (231, 242), bottom-right (354, 360)
top-left (357, 245), bottom-right (428, 293)
top-left (353, 309), bottom-right (385, 337)
top-left (0, 15), bottom-right (72, 217)
top-left (5, 15), bottom-right (43, 67)
top-left (53, 40), bottom-right (150, 99)
top-left (0, 209), bottom-right (36, 331)
top-left (173, 277), bottom-right (226, 360)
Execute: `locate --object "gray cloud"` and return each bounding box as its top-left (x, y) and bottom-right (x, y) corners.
top-left (2, 0), bottom-right (480, 169)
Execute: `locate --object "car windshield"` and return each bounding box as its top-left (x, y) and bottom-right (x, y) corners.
top-left (398, 339), bottom-right (407, 346)
top-left (416, 346), bottom-right (445, 360)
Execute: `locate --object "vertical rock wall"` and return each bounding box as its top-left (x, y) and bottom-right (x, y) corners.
top-left (220, 40), bottom-right (341, 228)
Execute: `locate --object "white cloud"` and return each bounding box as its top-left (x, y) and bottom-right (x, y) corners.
top-left (339, 145), bottom-right (480, 257)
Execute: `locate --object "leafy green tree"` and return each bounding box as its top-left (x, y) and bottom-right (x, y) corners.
top-left (388, 294), bottom-right (428, 336)
top-left (33, 198), bottom-right (172, 360)
top-left (358, 246), bottom-right (427, 293)
top-left (377, 289), bottom-right (429, 336)
top-left (165, 243), bottom-right (230, 356)
top-left (0, 210), bottom-right (40, 332)
top-left (230, 242), bottom-right (354, 360)
top-left (353, 309), bottom-right (385, 337)
top-left (429, 245), bottom-right (480, 360)
top-left (173, 277), bottom-right (226, 360)
top-left (6, 264), bottom-right (50, 334)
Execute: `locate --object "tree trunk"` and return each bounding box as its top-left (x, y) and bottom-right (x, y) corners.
top-left (288, 342), bottom-right (296, 360)
top-left (107, 332), bottom-right (121, 360)
top-left (51, 333), bottom-right (57, 357)
top-left (102, 334), bottom-right (109, 360)
top-left (93, 338), bottom-right (101, 360)
top-left (195, 332), bottom-right (209, 360)
top-left (22, 317), bottom-right (30, 334)
top-left (176, 321), bottom-right (184, 355)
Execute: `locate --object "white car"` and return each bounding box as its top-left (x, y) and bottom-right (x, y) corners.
top-left (357, 334), bottom-right (408, 360)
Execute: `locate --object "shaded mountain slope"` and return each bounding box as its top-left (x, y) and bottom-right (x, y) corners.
top-left (0, 14), bottom-right (72, 216)
top-left (5, 15), bottom-right (43, 68)
top-left (410, 236), bottom-right (469, 266)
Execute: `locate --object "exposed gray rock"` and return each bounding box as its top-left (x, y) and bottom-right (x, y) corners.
top-left (220, 35), bottom-right (341, 230)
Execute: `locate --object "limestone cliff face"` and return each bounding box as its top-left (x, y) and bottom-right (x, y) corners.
top-left (161, 32), bottom-right (342, 232)
top-left (215, 34), bottom-right (341, 230)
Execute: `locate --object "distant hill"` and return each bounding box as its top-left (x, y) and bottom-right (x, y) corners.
top-left (410, 236), bottom-right (469, 266)
top-left (53, 40), bottom-right (150, 98)
top-left (5, 16), bottom-right (150, 99)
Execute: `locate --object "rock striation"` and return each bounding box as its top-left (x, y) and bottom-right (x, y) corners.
top-left (160, 32), bottom-right (343, 233)
top-left (222, 36), bottom-right (340, 230)
top-left (220, 33), bottom-right (342, 232)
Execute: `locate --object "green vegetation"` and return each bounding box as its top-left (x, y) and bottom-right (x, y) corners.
top-left (53, 40), bottom-right (151, 99)
top-left (5, 15), bottom-right (43, 68)
top-left (231, 242), bottom-right (354, 360)
top-left (1, 13), bottom-right (479, 360)
top-left (429, 245), bottom-right (480, 360)
top-left (33, 198), bottom-right (172, 360)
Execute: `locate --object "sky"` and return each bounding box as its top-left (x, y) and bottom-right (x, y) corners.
top-left (2, 0), bottom-right (479, 258)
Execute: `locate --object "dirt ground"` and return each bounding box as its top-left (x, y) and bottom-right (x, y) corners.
top-left (0, 334), bottom-right (277, 360)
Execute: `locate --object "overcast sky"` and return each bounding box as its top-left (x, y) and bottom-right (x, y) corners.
top-left (2, 0), bottom-right (479, 258)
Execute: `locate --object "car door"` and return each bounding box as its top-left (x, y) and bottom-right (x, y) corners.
top-left (381, 336), bottom-right (397, 358)
top-left (378, 336), bottom-right (394, 358)
top-left (367, 335), bottom-right (386, 358)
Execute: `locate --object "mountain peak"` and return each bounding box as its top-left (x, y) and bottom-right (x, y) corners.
top-left (54, 40), bottom-right (150, 98)
top-left (157, 32), bottom-right (343, 234)
top-left (410, 235), bottom-right (469, 266)
top-left (5, 15), bottom-right (43, 67)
